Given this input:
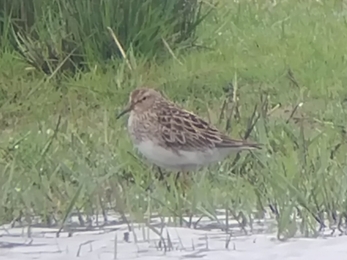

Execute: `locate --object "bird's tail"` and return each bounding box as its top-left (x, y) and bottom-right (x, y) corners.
top-left (218, 137), bottom-right (263, 150)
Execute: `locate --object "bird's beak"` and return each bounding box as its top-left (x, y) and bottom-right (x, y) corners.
top-left (116, 103), bottom-right (132, 119)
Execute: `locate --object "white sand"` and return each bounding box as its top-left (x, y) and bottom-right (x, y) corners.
top-left (1, 216), bottom-right (347, 260)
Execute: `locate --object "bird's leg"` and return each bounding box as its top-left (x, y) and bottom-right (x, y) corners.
top-left (175, 172), bottom-right (189, 198)
top-left (174, 172), bottom-right (181, 184)
top-left (145, 166), bottom-right (166, 192)
top-left (158, 167), bottom-right (166, 181)
top-left (156, 166), bottom-right (172, 192)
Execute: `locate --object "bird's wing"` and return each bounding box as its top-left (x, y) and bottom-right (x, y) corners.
top-left (157, 103), bottom-right (259, 152)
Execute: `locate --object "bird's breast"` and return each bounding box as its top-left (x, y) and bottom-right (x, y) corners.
top-left (127, 112), bottom-right (152, 144)
top-left (127, 112), bottom-right (138, 143)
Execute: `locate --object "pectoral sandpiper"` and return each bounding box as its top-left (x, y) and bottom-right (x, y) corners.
top-left (116, 87), bottom-right (261, 174)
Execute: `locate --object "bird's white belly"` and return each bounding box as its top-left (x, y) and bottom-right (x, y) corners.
top-left (134, 140), bottom-right (232, 171)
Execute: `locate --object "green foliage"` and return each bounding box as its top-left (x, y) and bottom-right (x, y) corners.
top-left (0, 0), bottom-right (208, 74)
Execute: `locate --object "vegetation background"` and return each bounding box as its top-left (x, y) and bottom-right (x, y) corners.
top-left (1, 0), bottom-right (347, 240)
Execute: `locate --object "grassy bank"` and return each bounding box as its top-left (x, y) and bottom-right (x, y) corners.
top-left (1, 0), bottom-right (347, 240)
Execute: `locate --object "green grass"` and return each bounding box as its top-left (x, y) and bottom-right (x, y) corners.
top-left (0, 0), bottom-right (207, 73)
top-left (1, 0), bottom-right (347, 240)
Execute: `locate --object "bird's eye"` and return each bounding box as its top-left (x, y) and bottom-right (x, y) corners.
top-left (142, 96), bottom-right (147, 101)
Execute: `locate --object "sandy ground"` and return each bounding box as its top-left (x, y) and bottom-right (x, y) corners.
top-left (1, 215), bottom-right (347, 260)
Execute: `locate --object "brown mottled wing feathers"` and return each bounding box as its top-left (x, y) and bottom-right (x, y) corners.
top-left (157, 103), bottom-right (258, 151)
